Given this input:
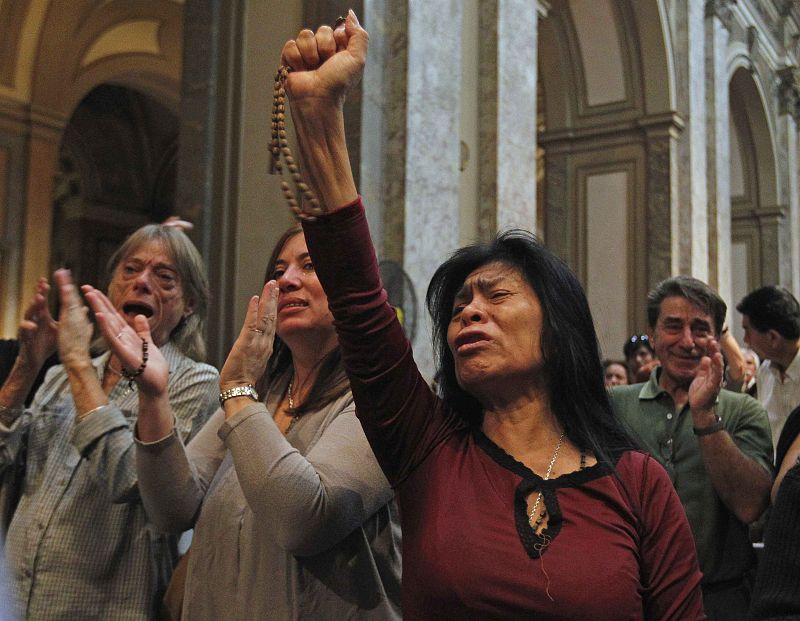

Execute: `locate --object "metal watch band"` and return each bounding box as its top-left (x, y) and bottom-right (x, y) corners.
top-left (219, 384), bottom-right (259, 407)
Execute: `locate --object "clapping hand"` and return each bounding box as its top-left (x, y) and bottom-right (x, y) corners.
top-left (53, 269), bottom-right (94, 369)
top-left (16, 277), bottom-right (58, 373)
top-left (688, 337), bottom-right (724, 416)
top-left (219, 281), bottom-right (279, 393)
top-left (83, 285), bottom-right (168, 397)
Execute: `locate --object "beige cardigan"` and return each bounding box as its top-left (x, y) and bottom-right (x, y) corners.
top-left (136, 387), bottom-right (401, 620)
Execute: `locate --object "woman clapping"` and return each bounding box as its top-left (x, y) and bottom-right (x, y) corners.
top-left (86, 225), bottom-right (401, 620)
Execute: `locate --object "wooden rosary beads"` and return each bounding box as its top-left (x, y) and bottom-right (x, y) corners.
top-left (270, 66), bottom-right (323, 222)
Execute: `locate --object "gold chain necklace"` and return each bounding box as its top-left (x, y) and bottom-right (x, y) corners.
top-left (527, 432), bottom-right (565, 531)
top-left (270, 66), bottom-right (323, 222)
top-left (285, 380), bottom-right (301, 433)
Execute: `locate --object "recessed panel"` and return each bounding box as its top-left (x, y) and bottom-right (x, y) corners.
top-left (569, 0), bottom-right (626, 106)
top-left (586, 170), bottom-right (628, 359)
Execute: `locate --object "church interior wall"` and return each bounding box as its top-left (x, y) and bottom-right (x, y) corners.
top-left (1, 0), bottom-right (800, 371)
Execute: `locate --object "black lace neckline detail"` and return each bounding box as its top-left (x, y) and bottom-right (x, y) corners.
top-left (472, 427), bottom-right (621, 559)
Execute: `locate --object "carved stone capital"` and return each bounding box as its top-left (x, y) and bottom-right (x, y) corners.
top-left (777, 65), bottom-right (800, 120)
top-left (705, 0), bottom-right (735, 30)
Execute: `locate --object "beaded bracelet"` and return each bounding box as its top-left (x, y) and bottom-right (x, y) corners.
top-left (120, 338), bottom-right (149, 390)
top-left (269, 65), bottom-right (324, 222)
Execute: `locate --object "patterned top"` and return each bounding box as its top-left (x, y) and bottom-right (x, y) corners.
top-left (0, 341), bottom-right (218, 620)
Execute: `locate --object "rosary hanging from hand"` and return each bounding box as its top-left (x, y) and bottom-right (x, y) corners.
top-left (269, 65), bottom-right (323, 222)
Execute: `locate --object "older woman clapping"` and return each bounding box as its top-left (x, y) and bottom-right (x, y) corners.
top-left (277, 12), bottom-right (706, 620)
top-left (0, 224), bottom-right (218, 620)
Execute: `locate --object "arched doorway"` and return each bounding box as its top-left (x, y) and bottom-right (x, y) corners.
top-left (50, 84), bottom-right (179, 290)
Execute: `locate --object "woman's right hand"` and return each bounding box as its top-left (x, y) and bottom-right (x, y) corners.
top-left (219, 281), bottom-right (279, 392)
top-left (15, 277), bottom-right (58, 373)
top-left (280, 10), bottom-right (369, 109)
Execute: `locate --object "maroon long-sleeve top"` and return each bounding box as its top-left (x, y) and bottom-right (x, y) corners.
top-left (304, 199), bottom-right (705, 620)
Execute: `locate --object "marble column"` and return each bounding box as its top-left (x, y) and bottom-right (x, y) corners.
top-left (361, 0), bottom-right (408, 261)
top-left (476, 0), bottom-right (543, 238)
top-left (674, 0), bottom-right (709, 279)
top-left (403, 0), bottom-right (464, 380)
top-left (175, 0), bottom-right (246, 367)
top-left (705, 0), bottom-right (733, 306)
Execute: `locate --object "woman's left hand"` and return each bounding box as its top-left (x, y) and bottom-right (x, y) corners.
top-left (53, 269), bottom-right (95, 368)
top-left (220, 281), bottom-right (279, 392)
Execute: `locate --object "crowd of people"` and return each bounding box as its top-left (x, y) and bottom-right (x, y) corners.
top-left (1, 10), bottom-right (800, 621)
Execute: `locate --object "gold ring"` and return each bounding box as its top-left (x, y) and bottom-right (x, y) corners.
top-left (116, 331), bottom-right (124, 340)
top-left (249, 328), bottom-right (265, 334)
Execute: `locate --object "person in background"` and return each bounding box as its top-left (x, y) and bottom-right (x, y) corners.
top-left (741, 348), bottom-right (760, 398)
top-left (603, 359), bottom-right (630, 388)
top-left (277, 13), bottom-right (705, 619)
top-left (624, 334), bottom-right (659, 383)
top-left (737, 286), bottom-right (800, 451)
top-left (610, 276), bottom-right (773, 621)
top-left (92, 225), bottom-right (401, 620)
top-left (0, 224), bottom-right (218, 620)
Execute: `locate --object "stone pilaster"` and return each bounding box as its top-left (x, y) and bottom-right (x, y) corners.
top-left (361, 0), bottom-right (408, 261)
top-left (542, 147), bottom-right (571, 265)
top-left (675, 0), bottom-right (709, 279)
top-left (0, 99), bottom-right (30, 336)
top-left (175, 0), bottom-right (245, 367)
top-left (756, 205), bottom-right (790, 285)
top-left (403, 0), bottom-right (463, 380)
top-left (641, 115), bottom-right (684, 290)
top-left (477, 0), bottom-right (540, 239)
top-left (776, 65), bottom-right (800, 289)
top-left (705, 0), bottom-right (733, 307)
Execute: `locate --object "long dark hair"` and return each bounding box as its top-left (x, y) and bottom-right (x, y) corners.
top-left (254, 225), bottom-right (349, 414)
top-left (426, 230), bottom-right (635, 465)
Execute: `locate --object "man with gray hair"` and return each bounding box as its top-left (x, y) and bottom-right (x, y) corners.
top-left (610, 275), bottom-right (773, 621)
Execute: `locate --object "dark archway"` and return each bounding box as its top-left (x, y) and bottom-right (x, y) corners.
top-left (50, 84), bottom-right (179, 289)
